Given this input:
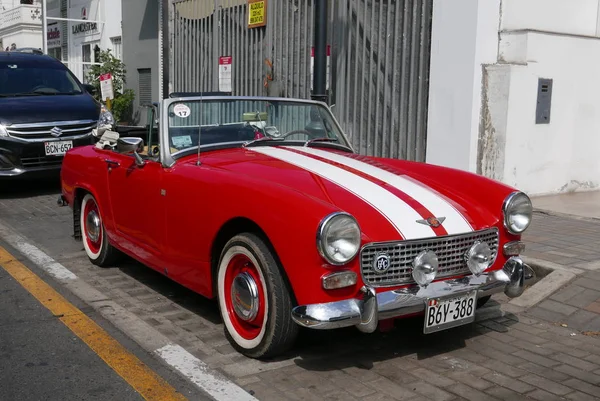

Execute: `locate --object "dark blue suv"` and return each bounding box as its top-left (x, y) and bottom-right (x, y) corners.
top-left (0, 51), bottom-right (110, 178)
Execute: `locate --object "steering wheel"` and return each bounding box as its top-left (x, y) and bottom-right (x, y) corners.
top-left (281, 129), bottom-right (313, 139)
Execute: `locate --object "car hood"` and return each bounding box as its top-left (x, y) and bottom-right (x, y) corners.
top-left (0, 94), bottom-right (99, 125)
top-left (200, 145), bottom-right (516, 242)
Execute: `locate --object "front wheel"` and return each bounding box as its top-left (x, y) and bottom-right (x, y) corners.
top-left (80, 193), bottom-right (120, 267)
top-left (217, 233), bottom-right (298, 359)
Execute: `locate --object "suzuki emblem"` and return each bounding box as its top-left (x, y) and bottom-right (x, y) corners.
top-left (50, 127), bottom-right (63, 137)
top-left (416, 216), bottom-right (446, 228)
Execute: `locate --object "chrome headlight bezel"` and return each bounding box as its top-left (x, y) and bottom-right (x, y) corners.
top-left (98, 105), bottom-right (115, 127)
top-left (317, 212), bottom-right (361, 266)
top-left (0, 124), bottom-right (8, 137)
top-left (502, 191), bottom-right (533, 235)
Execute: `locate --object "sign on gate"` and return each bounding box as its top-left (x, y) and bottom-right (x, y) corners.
top-left (99, 73), bottom-right (114, 100)
top-left (310, 45), bottom-right (331, 90)
top-left (247, 0), bottom-right (267, 29)
top-left (219, 56), bottom-right (232, 92)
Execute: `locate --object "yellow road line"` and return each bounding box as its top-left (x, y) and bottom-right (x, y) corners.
top-left (0, 247), bottom-right (187, 401)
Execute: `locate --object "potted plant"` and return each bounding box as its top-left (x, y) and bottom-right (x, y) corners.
top-left (85, 49), bottom-right (135, 125)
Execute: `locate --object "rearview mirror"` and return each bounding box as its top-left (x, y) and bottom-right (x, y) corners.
top-left (117, 137), bottom-right (145, 167)
top-left (242, 111), bottom-right (268, 122)
top-left (83, 83), bottom-right (96, 95)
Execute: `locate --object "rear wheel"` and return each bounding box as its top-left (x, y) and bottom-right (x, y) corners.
top-left (217, 233), bottom-right (298, 359)
top-left (80, 193), bottom-right (119, 267)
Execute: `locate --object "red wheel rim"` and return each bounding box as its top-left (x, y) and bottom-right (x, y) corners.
top-left (223, 254), bottom-right (266, 341)
top-left (83, 198), bottom-right (102, 255)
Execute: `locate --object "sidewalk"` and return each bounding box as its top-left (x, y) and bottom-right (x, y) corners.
top-left (521, 190), bottom-right (600, 335)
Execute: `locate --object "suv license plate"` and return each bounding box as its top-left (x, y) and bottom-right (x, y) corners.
top-left (424, 290), bottom-right (477, 334)
top-left (44, 140), bottom-right (73, 156)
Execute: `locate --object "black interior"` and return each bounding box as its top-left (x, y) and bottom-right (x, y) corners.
top-left (169, 123), bottom-right (258, 150)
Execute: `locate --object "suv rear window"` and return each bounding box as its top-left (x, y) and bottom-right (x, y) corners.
top-left (0, 59), bottom-right (83, 96)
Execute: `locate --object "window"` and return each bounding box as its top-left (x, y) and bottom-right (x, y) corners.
top-left (110, 36), bottom-right (122, 60)
top-left (138, 68), bottom-right (152, 106)
top-left (82, 42), bottom-right (100, 84)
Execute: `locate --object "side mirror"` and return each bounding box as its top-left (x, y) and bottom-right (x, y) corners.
top-left (83, 83), bottom-right (96, 95)
top-left (116, 137), bottom-right (145, 167)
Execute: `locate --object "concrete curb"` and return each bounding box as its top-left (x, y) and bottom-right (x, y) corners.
top-left (507, 255), bottom-right (582, 309)
top-left (0, 220), bottom-right (258, 401)
top-left (533, 208), bottom-right (600, 222)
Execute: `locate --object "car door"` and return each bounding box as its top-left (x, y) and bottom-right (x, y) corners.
top-left (104, 150), bottom-right (165, 264)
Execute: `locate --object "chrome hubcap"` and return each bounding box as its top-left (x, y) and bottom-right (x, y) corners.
top-left (86, 210), bottom-right (101, 243)
top-left (231, 272), bottom-right (259, 321)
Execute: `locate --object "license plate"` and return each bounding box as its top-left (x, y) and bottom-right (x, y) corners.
top-left (424, 290), bottom-right (477, 334)
top-left (44, 140), bottom-right (73, 156)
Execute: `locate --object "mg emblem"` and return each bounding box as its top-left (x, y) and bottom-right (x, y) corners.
top-left (50, 127), bottom-right (63, 137)
top-left (373, 252), bottom-right (391, 274)
top-left (416, 216), bottom-right (446, 228)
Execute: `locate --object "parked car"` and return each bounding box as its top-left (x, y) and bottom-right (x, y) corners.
top-left (59, 95), bottom-right (536, 359)
top-left (0, 50), bottom-right (113, 178)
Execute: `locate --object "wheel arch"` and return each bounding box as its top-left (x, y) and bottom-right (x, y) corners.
top-left (210, 217), bottom-right (298, 306)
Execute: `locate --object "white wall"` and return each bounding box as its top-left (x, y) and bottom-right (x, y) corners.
top-left (427, 0), bottom-right (600, 196)
top-left (494, 31), bottom-right (600, 195)
top-left (426, 0), bottom-right (501, 173)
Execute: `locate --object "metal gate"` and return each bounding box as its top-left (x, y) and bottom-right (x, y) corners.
top-left (169, 0), bottom-right (432, 161)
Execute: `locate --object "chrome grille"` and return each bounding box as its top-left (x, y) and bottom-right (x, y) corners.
top-left (20, 156), bottom-right (63, 168)
top-left (7, 120), bottom-right (96, 141)
top-left (360, 228), bottom-right (499, 287)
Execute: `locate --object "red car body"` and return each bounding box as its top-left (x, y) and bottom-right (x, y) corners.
top-left (60, 96), bottom-right (535, 358)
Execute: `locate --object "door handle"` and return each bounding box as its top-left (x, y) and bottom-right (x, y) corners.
top-left (104, 159), bottom-right (120, 168)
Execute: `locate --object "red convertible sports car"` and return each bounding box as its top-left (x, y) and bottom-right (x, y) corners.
top-left (60, 95), bottom-right (535, 358)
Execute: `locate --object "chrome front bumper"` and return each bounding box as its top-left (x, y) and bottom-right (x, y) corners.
top-left (291, 257), bottom-right (536, 333)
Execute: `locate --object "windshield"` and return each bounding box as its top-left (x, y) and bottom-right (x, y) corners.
top-left (166, 98), bottom-right (349, 156)
top-left (0, 60), bottom-right (83, 96)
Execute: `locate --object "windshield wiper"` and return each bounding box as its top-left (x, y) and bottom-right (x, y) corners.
top-left (303, 137), bottom-right (354, 152)
top-left (242, 136), bottom-right (286, 147)
top-left (3, 92), bottom-right (44, 97)
top-left (303, 137), bottom-right (338, 147)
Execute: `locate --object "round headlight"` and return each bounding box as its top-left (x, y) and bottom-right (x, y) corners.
top-left (503, 192), bottom-right (533, 234)
top-left (465, 241), bottom-right (492, 275)
top-left (317, 212), bottom-right (361, 265)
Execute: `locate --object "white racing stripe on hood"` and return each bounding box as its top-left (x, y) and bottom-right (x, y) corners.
top-left (290, 147), bottom-right (474, 235)
top-left (249, 146), bottom-right (437, 239)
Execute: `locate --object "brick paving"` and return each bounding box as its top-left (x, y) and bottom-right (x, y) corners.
top-left (1, 181), bottom-right (600, 400)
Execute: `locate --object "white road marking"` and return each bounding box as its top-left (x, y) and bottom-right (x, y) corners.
top-left (290, 147), bottom-right (474, 234)
top-left (0, 223), bottom-right (76, 281)
top-left (0, 220), bottom-right (258, 401)
top-left (156, 343), bottom-right (258, 401)
top-left (249, 146), bottom-right (437, 239)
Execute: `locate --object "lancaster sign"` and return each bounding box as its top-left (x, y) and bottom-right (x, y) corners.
top-left (72, 22), bottom-right (97, 35)
top-left (71, 6), bottom-right (97, 35)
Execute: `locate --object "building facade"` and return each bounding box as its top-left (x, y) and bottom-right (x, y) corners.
top-left (427, 0), bottom-right (600, 196)
top-left (121, 0), bottom-right (159, 126)
top-left (0, 0), bottom-right (43, 51)
top-left (0, 0), bottom-right (122, 83)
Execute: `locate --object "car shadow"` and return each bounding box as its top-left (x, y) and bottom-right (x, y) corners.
top-left (0, 176), bottom-right (62, 199)
top-left (107, 255), bottom-right (222, 325)
top-left (95, 254), bottom-right (521, 369)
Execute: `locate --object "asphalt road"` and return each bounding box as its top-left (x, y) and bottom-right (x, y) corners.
top-left (0, 237), bottom-right (209, 401)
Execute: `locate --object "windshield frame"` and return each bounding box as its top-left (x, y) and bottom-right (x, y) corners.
top-left (158, 95), bottom-right (354, 168)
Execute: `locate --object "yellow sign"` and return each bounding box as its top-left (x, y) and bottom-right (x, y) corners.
top-left (248, 0), bottom-right (266, 28)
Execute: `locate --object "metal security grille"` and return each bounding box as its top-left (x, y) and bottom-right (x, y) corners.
top-left (169, 0), bottom-right (432, 162)
top-left (138, 68), bottom-right (153, 106)
top-left (360, 228), bottom-right (500, 288)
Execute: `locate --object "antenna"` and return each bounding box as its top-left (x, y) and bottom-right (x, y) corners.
top-left (195, 88), bottom-right (203, 166)
top-left (196, 79), bottom-right (204, 166)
